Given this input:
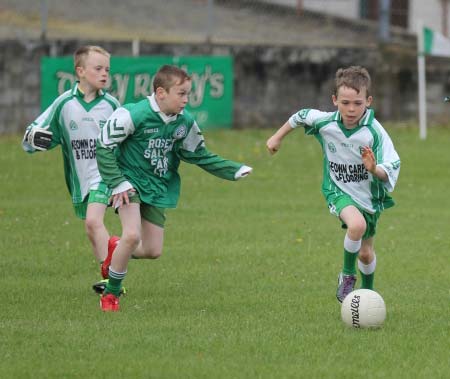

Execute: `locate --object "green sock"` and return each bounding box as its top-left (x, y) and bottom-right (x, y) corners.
top-left (360, 271), bottom-right (374, 289)
top-left (104, 269), bottom-right (126, 297)
top-left (343, 249), bottom-right (358, 275)
top-left (358, 255), bottom-right (376, 289)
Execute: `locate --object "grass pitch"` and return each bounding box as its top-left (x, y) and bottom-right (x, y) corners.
top-left (0, 126), bottom-right (448, 378)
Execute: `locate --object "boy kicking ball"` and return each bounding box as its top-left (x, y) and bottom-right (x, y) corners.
top-left (266, 66), bottom-right (400, 303)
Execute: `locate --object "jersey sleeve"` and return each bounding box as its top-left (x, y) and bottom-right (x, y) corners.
top-left (288, 109), bottom-right (334, 135)
top-left (176, 122), bottom-right (243, 181)
top-left (96, 107), bottom-right (135, 191)
top-left (22, 102), bottom-right (62, 153)
top-left (375, 130), bottom-right (401, 192)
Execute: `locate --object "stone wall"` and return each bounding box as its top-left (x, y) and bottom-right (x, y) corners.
top-left (1, 39), bottom-right (449, 134)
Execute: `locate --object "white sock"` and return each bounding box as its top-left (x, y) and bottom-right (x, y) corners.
top-left (344, 234), bottom-right (361, 253)
top-left (358, 254), bottom-right (377, 275)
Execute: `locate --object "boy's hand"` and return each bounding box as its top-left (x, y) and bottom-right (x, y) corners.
top-left (25, 127), bottom-right (53, 151)
top-left (112, 189), bottom-right (136, 209)
top-left (361, 146), bottom-right (376, 174)
top-left (235, 165), bottom-right (252, 179)
top-left (266, 136), bottom-right (282, 155)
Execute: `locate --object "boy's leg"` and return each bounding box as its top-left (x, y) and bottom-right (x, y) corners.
top-left (336, 205), bottom-right (366, 302)
top-left (358, 238), bottom-right (376, 290)
top-left (132, 220), bottom-right (164, 259)
top-left (85, 202), bottom-right (109, 262)
top-left (131, 205), bottom-right (165, 259)
top-left (339, 205), bottom-right (366, 274)
top-left (103, 203), bottom-right (141, 299)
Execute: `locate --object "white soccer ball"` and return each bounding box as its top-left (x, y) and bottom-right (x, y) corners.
top-left (341, 289), bottom-right (386, 329)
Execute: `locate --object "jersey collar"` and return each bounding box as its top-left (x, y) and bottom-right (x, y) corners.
top-left (71, 82), bottom-right (106, 112)
top-left (335, 108), bottom-right (374, 137)
top-left (148, 93), bottom-right (184, 124)
top-left (71, 82), bottom-right (105, 98)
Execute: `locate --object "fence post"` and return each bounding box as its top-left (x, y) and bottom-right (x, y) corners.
top-left (40, 0), bottom-right (48, 41)
top-left (206, 0), bottom-right (214, 43)
top-left (379, 0), bottom-right (391, 42)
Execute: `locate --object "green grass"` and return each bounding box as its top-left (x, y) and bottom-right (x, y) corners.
top-left (0, 126), bottom-right (449, 378)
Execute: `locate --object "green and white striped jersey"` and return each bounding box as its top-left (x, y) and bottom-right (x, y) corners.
top-left (97, 94), bottom-right (245, 208)
top-left (22, 83), bottom-right (120, 204)
top-left (289, 108), bottom-right (401, 214)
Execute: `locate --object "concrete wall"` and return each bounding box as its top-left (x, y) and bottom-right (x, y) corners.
top-left (260, 0), bottom-right (359, 19)
top-left (409, 0), bottom-right (450, 36)
top-left (264, 0), bottom-right (450, 36)
top-left (1, 39), bottom-right (450, 134)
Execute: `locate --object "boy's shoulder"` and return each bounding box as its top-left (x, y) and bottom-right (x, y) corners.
top-left (367, 117), bottom-right (394, 141)
top-left (117, 98), bottom-right (151, 121)
top-left (50, 89), bottom-right (75, 106)
top-left (364, 111), bottom-right (387, 133)
top-left (124, 97), bottom-right (155, 113)
top-left (179, 109), bottom-right (196, 124)
top-left (103, 91), bottom-right (120, 107)
top-left (42, 89), bottom-right (76, 116)
top-left (290, 108), bottom-right (336, 128)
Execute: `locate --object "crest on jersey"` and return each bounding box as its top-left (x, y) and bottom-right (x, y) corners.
top-left (173, 125), bottom-right (187, 140)
top-left (327, 142), bottom-right (336, 153)
top-left (298, 109), bottom-right (309, 120)
top-left (69, 120), bottom-right (78, 131)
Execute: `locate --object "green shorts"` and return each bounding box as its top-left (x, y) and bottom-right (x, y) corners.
top-left (126, 192), bottom-right (166, 228)
top-left (73, 183), bottom-right (111, 220)
top-left (327, 193), bottom-right (380, 239)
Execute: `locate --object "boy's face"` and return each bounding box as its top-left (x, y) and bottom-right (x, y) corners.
top-left (332, 86), bottom-right (372, 128)
top-left (76, 52), bottom-right (110, 91)
top-left (156, 79), bottom-right (192, 115)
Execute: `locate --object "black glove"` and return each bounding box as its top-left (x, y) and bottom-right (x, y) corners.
top-left (25, 128), bottom-right (53, 151)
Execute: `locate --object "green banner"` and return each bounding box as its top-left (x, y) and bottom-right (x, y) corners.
top-left (41, 56), bottom-right (233, 129)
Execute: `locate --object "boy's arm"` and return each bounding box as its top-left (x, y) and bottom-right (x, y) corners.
top-left (23, 128), bottom-right (53, 151)
top-left (22, 104), bottom-right (62, 153)
top-left (361, 146), bottom-right (388, 181)
top-left (96, 107), bottom-right (135, 195)
top-left (362, 131), bottom-right (401, 192)
top-left (376, 131), bottom-right (401, 192)
top-left (266, 121), bottom-right (294, 155)
top-left (266, 109), bottom-right (332, 155)
top-left (177, 122), bottom-right (252, 181)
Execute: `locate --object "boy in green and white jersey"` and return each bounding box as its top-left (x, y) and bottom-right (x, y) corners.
top-left (266, 66), bottom-right (400, 303)
top-left (22, 46), bottom-right (120, 279)
top-left (97, 65), bottom-right (252, 311)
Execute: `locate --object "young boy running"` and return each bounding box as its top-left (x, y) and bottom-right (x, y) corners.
top-left (96, 64), bottom-right (252, 311)
top-left (266, 66), bottom-right (400, 303)
top-left (22, 45), bottom-right (120, 286)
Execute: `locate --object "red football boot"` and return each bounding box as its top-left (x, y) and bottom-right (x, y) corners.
top-left (100, 293), bottom-right (120, 312)
top-left (101, 236), bottom-right (120, 279)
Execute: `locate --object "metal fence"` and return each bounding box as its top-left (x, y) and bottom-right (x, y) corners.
top-left (0, 0), bottom-right (415, 48)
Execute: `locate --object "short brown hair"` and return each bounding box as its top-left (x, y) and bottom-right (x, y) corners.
top-left (153, 65), bottom-right (191, 92)
top-left (335, 66), bottom-right (371, 97)
top-left (73, 45), bottom-right (110, 77)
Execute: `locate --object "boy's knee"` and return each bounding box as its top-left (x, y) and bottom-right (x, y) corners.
top-left (143, 247), bottom-right (162, 259)
top-left (348, 218), bottom-right (367, 238)
top-left (122, 231), bottom-right (141, 249)
top-left (85, 217), bottom-right (102, 234)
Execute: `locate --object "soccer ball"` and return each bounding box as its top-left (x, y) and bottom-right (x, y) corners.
top-left (341, 289), bottom-right (386, 329)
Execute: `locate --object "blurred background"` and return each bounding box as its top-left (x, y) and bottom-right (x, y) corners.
top-left (1, 0), bottom-right (450, 133)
